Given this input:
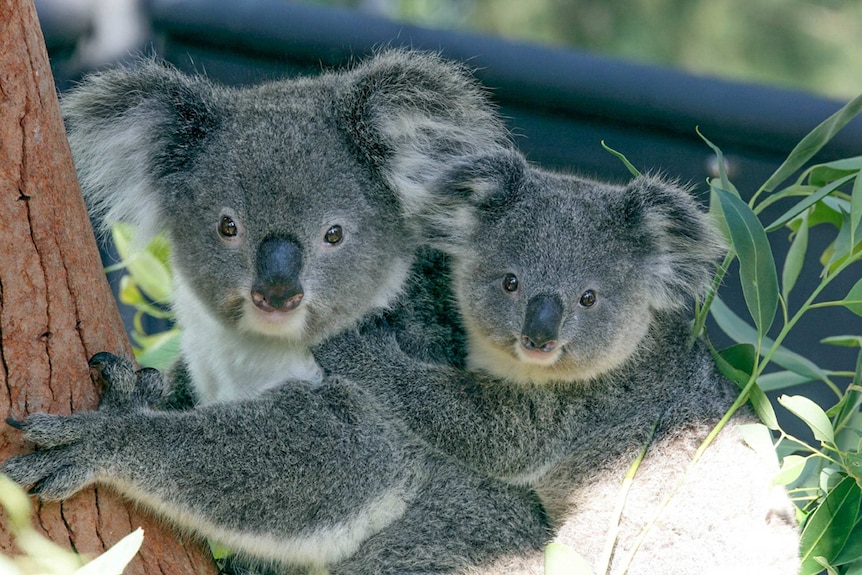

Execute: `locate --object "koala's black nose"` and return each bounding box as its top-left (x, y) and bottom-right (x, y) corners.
top-left (521, 294), bottom-right (564, 353)
top-left (252, 236), bottom-right (304, 313)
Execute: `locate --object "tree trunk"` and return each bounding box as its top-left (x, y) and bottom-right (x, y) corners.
top-left (0, 2), bottom-right (217, 573)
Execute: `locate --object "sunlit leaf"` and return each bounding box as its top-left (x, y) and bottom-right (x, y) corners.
top-left (545, 542), bottom-right (595, 575)
top-left (799, 475), bottom-right (862, 575)
top-left (710, 297), bottom-right (829, 383)
top-left (133, 328), bottom-right (182, 371)
top-left (760, 94), bottom-right (862, 195)
top-left (844, 278), bottom-right (862, 317)
top-left (773, 454), bottom-right (812, 486)
top-left (779, 395), bottom-right (835, 444)
top-left (738, 423), bottom-right (778, 465)
top-left (714, 187), bottom-right (779, 335)
top-left (782, 210), bottom-right (809, 303)
top-left (73, 528), bottom-right (144, 575)
top-left (765, 174), bottom-right (855, 233)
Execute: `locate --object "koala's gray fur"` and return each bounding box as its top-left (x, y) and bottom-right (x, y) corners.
top-left (62, 50), bottom-right (507, 405)
top-left (4, 53), bottom-right (555, 574)
top-left (314, 150), bottom-right (801, 573)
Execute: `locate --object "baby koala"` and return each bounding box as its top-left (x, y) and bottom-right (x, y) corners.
top-left (62, 49), bottom-right (507, 405)
top-left (315, 150), bottom-right (801, 574)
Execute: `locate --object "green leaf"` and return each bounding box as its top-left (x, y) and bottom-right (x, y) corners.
top-left (844, 278), bottom-right (862, 317)
top-left (712, 344), bottom-right (779, 429)
top-left (782, 210), bottom-right (809, 303)
top-left (773, 454), bottom-right (812, 486)
top-left (133, 328), bottom-right (182, 371)
top-left (834, 519), bottom-right (862, 565)
top-left (698, 128), bottom-right (739, 197)
top-left (714, 187), bottom-right (779, 335)
top-left (852, 171), bottom-right (862, 245)
top-left (710, 296), bottom-right (829, 383)
top-left (601, 141), bottom-right (641, 178)
top-left (799, 475), bottom-right (862, 575)
top-left (765, 174), bottom-right (856, 232)
top-left (757, 370), bottom-right (816, 392)
top-left (779, 394), bottom-right (835, 444)
top-left (544, 542), bottom-right (595, 575)
top-left (760, 94), bottom-right (862, 195)
top-left (111, 226), bottom-right (173, 303)
top-left (821, 336), bottom-right (862, 348)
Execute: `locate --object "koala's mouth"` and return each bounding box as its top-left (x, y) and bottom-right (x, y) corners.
top-left (514, 340), bottom-right (563, 367)
top-left (239, 297), bottom-right (310, 339)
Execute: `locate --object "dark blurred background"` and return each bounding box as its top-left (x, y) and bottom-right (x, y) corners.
top-left (35, 0), bottom-right (862, 435)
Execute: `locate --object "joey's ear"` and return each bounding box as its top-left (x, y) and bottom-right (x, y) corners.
top-left (340, 49), bottom-right (510, 218)
top-left (420, 149), bottom-right (528, 252)
top-left (62, 59), bottom-right (220, 242)
top-left (623, 175), bottom-right (727, 310)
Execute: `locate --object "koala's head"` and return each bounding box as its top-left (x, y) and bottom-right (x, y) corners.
top-left (63, 51), bottom-right (507, 344)
top-left (430, 151), bottom-right (725, 385)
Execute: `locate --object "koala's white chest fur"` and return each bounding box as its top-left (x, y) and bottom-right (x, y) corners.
top-left (173, 277), bottom-right (323, 404)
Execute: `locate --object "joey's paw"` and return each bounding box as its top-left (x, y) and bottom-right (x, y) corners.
top-left (313, 325), bottom-right (402, 375)
top-left (89, 352), bottom-right (166, 411)
top-left (2, 412), bottom-right (103, 500)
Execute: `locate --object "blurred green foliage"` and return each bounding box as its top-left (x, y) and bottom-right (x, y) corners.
top-left (312, 0), bottom-right (862, 100)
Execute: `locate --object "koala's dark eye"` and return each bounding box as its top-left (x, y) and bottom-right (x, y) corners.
top-left (219, 215), bottom-right (238, 238)
top-left (579, 289), bottom-right (597, 308)
top-left (502, 273), bottom-right (519, 293)
top-left (324, 225), bottom-right (343, 245)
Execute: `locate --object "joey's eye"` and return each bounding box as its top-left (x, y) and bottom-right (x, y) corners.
top-left (579, 289), bottom-right (597, 308)
top-left (502, 273), bottom-right (519, 293)
top-left (219, 215), bottom-right (238, 238)
top-left (324, 225), bottom-right (343, 245)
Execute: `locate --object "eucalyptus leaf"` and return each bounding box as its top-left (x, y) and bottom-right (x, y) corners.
top-left (712, 344), bottom-right (779, 429)
top-left (545, 542), bottom-right (595, 575)
top-left (757, 371), bottom-right (816, 392)
top-left (808, 165), bottom-right (859, 188)
top-left (738, 423), bottom-right (778, 465)
top-left (73, 528), bottom-right (144, 575)
top-left (133, 328), bottom-right (182, 371)
top-left (844, 278), bottom-right (862, 317)
top-left (760, 94), bottom-right (862, 196)
top-left (773, 454), bottom-right (812, 486)
top-left (782, 210), bottom-right (809, 303)
top-left (821, 336), bottom-right (862, 348)
top-left (710, 297), bottom-right (829, 383)
top-left (852, 170), bottom-right (862, 244)
top-left (778, 394), bottom-right (835, 444)
top-left (698, 128), bottom-right (739, 197)
top-left (714, 187), bottom-right (779, 335)
top-left (601, 141), bottom-right (641, 178)
top-left (798, 475), bottom-right (862, 575)
top-left (765, 174), bottom-right (855, 233)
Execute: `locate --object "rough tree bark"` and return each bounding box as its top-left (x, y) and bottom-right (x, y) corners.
top-left (0, 2), bottom-right (217, 573)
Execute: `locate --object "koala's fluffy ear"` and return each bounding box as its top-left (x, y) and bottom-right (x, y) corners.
top-left (62, 60), bottom-right (220, 243)
top-left (417, 149), bottom-right (528, 253)
top-left (341, 50), bottom-right (510, 218)
top-left (623, 175), bottom-right (727, 310)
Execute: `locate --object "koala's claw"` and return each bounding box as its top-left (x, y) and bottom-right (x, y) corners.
top-left (88, 352), bottom-right (166, 411)
top-left (6, 417), bottom-right (25, 430)
top-left (3, 448), bottom-right (93, 501)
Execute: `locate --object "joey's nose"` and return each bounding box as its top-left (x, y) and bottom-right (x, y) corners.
top-left (252, 236), bottom-right (304, 313)
top-left (521, 294), bottom-right (563, 353)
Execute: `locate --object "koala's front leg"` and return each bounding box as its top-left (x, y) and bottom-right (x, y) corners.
top-left (3, 365), bottom-right (417, 568)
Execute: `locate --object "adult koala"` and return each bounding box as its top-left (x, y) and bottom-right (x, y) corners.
top-left (2, 53), bottom-right (553, 574)
top-left (63, 49), bottom-right (507, 405)
top-left (314, 150), bottom-right (801, 574)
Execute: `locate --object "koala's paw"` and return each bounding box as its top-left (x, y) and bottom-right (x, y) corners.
top-left (313, 326), bottom-right (402, 376)
top-left (89, 352), bottom-right (166, 411)
top-left (2, 412), bottom-right (103, 500)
